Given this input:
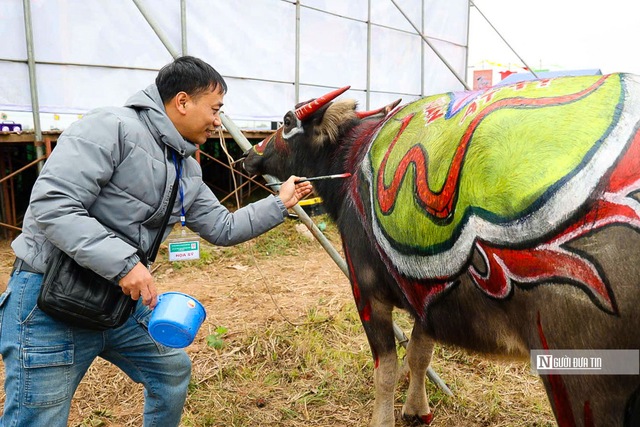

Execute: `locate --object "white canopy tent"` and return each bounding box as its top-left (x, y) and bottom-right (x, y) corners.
top-left (0, 0), bottom-right (470, 131)
top-left (0, 0), bottom-right (473, 395)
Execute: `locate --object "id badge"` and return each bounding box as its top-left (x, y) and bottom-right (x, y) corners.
top-left (168, 229), bottom-right (201, 261)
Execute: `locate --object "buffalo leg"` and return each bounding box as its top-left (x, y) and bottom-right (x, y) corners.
top-left (402, 322), bottom-right (434, 424)
top-left (364, 298), bottom-right (398, 427)
top-left (343, 238), bottom-right (399, 426)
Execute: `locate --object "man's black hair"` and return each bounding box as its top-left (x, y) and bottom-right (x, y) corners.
top-left (156, 55), bottom-right (228, 103)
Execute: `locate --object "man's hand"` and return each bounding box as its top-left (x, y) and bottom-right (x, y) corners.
top-left (278, 176), bottom-right (313, 208)
top-left (119, 262), bottom-right (158, 308)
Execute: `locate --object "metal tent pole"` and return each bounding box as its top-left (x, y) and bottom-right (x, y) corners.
top-left (365, 0), bottom-right (372, 110)
top-left (421, 0), bottom-right (425, 96)
top-left (295, 0), bottom-right (301, 103)
top-left (180, 0), bottom-right (188, 55)
top-left (390, 0), bottom-right (471, 91)
top-left (220, 112), bottom-right (453, 397)
top-left (22, 0), bottom-right (45, 172)
top-left (469, 0), bottom-right (539, 79)
top-left (132, 0), bottom-right (181, 59)
top-left (465, 0), bottom-right (471, 83)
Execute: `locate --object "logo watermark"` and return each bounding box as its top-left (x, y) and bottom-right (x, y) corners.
top-left (531, 350), bottom-right (639, 375)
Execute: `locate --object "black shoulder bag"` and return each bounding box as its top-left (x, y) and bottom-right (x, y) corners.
top-left (37, 171), bottom-right (179, 331)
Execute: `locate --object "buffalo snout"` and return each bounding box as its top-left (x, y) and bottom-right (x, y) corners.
top-left (242, 149), bottom-right (260, 175)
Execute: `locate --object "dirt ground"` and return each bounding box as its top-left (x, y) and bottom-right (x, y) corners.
top-left (0, 225), bottom-right (554, 426)
top-left (0, 228), bottom-right (361, 422)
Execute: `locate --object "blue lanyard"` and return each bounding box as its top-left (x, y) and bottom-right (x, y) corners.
top-left (171, 151), bottom-right (186, 226)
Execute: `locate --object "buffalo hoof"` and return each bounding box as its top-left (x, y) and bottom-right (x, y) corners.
top-left (402, 411), bottom-right (433, 425)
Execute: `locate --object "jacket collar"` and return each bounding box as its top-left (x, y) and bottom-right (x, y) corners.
top-left (124, 84), bottom-right (198, 158)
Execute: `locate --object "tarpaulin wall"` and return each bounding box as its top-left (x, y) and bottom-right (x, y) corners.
top-left (0, 0), bottom-right (469, 124)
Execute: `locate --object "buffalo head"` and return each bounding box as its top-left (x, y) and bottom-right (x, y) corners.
top-left (243, 86), bottom-right (399, 182)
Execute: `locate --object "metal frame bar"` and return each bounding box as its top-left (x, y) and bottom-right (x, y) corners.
top-left (0, 156), bottom-right (46, 185)
top-left (465, 0), bottom-right (471, 82)
top-left (469, 0), bottom-right (539, 79)
top-left (390, 0), bottom-right (471, 91)
top-left (366, 0), bottom-right (372, 109)
top-left (180, 0), bottom-right (188, 55)
top-left (22, 0), bottom-right (45, 172)
top-left (421, 0), bottom-right (426, 96)
top-left (132, 0), bottom-right (180, 59)
top-left (295, 0), bottom-right (301, 103)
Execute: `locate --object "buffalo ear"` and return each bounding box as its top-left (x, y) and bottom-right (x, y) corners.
top-left (311, 99), bottom-right (358, 146)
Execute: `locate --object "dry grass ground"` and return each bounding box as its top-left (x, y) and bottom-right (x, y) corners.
top-left (0, 216), bottom-right (555, 426)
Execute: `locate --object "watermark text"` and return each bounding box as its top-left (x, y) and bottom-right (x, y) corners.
top-left (531, 350), bottom-right (638, 375)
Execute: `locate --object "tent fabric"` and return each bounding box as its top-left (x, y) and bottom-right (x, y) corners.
top-left (0, 0), bottom-right (470, 123)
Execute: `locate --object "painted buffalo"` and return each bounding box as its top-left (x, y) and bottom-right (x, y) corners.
top-left (243, 74), bottom-right (640, 426)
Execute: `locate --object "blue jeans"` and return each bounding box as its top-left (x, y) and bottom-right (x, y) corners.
top-left (0, 270), bottom-right (191, 427)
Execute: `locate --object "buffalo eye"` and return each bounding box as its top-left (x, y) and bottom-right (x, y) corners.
top-left (283, 111), bottom-right (297, 132)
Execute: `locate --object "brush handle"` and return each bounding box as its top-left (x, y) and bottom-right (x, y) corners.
top-left (265, 173), bottom-right (351, 187)
top-left (303, 173), bottom-right (351, 182)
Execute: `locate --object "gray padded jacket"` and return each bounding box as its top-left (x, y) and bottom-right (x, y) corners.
top-left (12, 84), bottom-right (288, 280)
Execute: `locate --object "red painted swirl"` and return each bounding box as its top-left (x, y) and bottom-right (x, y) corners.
top-left (376, 76), bottom-right (611, 219)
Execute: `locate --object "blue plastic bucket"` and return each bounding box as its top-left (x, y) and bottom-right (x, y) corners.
top-left (149, 292), bottom-right (206, 348)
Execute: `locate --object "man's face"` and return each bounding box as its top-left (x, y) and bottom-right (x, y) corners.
top-left (178, 87), bottom-right (224, 145)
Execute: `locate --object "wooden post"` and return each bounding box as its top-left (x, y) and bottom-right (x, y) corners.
top-left (44, 137), bottom-right (52, 157)
top-left (0, 151), bottom-right (16, 239)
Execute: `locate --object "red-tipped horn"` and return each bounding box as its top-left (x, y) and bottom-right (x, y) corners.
top-left (356, 98), bottom-right (402, 119)
top-left (294, 86), bottom-right (351, 121)
top-left (356, 106), bottom-right (386, 119)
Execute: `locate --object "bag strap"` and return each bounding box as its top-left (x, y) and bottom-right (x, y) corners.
top-left (147, 149), bottom-right (180, 265)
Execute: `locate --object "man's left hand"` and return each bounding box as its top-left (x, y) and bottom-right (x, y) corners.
top-left (278, 176), bottom-right (313, 208)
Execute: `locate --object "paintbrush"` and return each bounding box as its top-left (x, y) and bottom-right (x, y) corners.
top-left (265, 173), bottom-right (352, 187)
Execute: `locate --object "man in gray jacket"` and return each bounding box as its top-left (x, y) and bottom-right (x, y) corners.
top-left (0, 56), bottom-right (312, 426)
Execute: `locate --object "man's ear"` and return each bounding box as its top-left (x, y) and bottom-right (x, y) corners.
top-left (174, 92), bottom-right (189, 115)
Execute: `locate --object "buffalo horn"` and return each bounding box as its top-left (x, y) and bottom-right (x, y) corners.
top-left (356, 98), bottom-right (402, 119)
top-left (294, 86), bottom-right (351, 120)
top-left (356, 106), bottom-right (387, 119)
